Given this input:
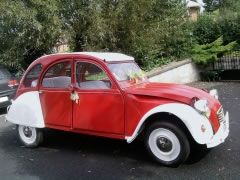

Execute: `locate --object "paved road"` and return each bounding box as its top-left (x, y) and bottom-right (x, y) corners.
top-left (0, 82), bottom-right (239, 180)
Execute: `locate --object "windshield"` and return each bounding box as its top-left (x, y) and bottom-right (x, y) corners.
top-left (108, 62), bottom-right (148, 87)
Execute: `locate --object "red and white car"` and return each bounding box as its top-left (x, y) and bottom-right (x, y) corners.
top-left (6, 52), bottom-right (229, 166)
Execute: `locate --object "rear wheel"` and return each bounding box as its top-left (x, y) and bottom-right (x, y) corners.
top-left (17, 125), bottom-right (43, 148)
top-left (145, 121), bottom-right (190, 167)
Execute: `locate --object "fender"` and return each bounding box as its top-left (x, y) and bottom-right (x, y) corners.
top-left (6, 91), bottom-right (45, 128)
top-left (125, 103), bottom-right (214, 145)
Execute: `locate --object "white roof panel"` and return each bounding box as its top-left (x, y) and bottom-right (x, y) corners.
top-left (78, 52), bottom-right (135, 62)
top-left (43, 52), bottom-right (135, 62)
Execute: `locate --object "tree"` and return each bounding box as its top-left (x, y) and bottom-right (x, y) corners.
top-left (58, 0), bottom-right (103, 51)
top-left (219, 13), bottom-right (240, 44)
top-left (204, 0), bottom-right (240, 12)
top-left (204, 0), bottom-right (222, 12)
top-left (130, 0), bottom-right (192, 67)
top-left (58, 0), bottom-right (191, 69)
top-left (0, 0), bottom-right (61, 70)
top-left (0, 0), bottom-right (193, 71)
top-left (194, 0), bottom-right (240, 45)
top-left (97, 0), bottom-right (192, 68)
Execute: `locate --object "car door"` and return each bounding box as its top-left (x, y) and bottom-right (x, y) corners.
top-left (39, 60), bottom-right (73, 128)
top-left (72, 60), bottom-right (125, 135)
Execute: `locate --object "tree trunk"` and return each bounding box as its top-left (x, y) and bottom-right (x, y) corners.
top-left (74, 34), bottom-right (85, 52)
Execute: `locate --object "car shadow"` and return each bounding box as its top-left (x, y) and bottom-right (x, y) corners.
top-left (41, 129), bottom-right (208, 166)
top-left (41, 129), bottom-right (153, 164)
top-left (186, 143), bottom-right (211, 164)
top-left (0, 114), bottom-right (209, 167)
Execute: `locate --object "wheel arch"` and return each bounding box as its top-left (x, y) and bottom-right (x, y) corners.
top-left (138, 112), bottom-right (193, 141)
top-left (6, 91), bottom-right (45, 128)
top-left (125, 103), bottom-right (214, 145)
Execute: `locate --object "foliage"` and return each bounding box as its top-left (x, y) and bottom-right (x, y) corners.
top-left (193, 2), bottom-right (240, 46)
top-left (58, 0), bottom-right (102, 51)
top-left (59, 0), bottom-right (192, 68)
top-left (200, 70), bottom-right (223, 81)
top-left (218, 0), bottom-right (240, 13)
top-left (1, 0), bottom-right (239, 71)
top-left (203, 0), bottom-right (222, 12)
top-left (191, 37), bottom-right (237, 65)
top-left (0, 0), bottom-right (61, 70)
top-left (218, 13), bottom-right (240, 44)
top-left (204, 0), bottom-right (240, 13)
top-left (192, 13), bottom-right (221, 44)
top-left (143, 0), bottom-right (192, 63)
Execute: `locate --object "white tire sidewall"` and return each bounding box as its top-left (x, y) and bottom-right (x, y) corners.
top-left (148, 128), bottom-right (181, 162)
top-left (18, 125), bottom-right (37, 145)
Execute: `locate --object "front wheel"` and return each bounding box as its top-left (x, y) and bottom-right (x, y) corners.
top-left (145, 121), bottom-right (190, 167)
top-left (17, 125), bottom-right (43, 148)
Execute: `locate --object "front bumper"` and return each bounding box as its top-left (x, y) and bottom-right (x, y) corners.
top-left (207, 111), bottom-right (229, 148)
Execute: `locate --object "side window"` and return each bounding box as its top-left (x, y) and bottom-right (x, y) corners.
top-left (23, 64), bottom-right (42, 88)
top-left (76, 62), bottom-right (111, 89)
top-left (42, 61), bottom-right (71, 88)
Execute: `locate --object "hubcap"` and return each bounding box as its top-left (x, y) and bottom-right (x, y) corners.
top-left (148, 128), bottom-right (181, 162)
top-left (23, 127), bottom-right (32, 138)
top-left (18, 125), bottom-right (37, 145)
top-left (156, 136), bottom-right (173, 152)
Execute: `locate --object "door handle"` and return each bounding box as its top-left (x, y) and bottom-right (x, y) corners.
top-left (39, 90), bottom-right (43, 94)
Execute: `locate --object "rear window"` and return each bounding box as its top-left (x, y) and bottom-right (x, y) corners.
top-left (0, 67), bottom-right (11, 80)
top-left (23, 64), bottom-right (42, 88)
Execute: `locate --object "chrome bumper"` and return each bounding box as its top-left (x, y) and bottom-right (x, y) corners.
top-left (207, 112), bottom-right (229, 148)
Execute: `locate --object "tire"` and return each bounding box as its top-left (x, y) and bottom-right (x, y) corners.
top-left (17, 125), bottom-right (43, 148)
top-left (145, 121), bottom-right (190, 167)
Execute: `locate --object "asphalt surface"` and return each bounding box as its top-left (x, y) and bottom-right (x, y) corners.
top-left (0, 82), bottom-right (239, 180)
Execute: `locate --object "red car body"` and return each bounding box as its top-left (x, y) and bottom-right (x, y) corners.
top-left (6, 52), bottom-right (229, 166)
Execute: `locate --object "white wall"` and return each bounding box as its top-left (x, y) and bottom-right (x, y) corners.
top-left (148, 61), bottom-right (200, 84)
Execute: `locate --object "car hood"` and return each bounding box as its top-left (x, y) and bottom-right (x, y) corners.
top-left (124, 82), bottom-right (219, 106)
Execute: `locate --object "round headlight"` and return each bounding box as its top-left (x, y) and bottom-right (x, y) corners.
top-left (209, 89), bottom-right (219, 99)
top-left (194, 99), bottom-right (211, 118)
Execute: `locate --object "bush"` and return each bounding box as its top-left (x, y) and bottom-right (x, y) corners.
top-left (191, 37), bottom-right (237, 65)
top-left (219, 13), bottom-right (240, 44)
top-left (192, 14), bottom-right (221, 45)
top-left (193, 10), bottom-right (240, 46)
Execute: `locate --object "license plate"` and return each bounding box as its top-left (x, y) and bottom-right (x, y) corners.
top-left (0, 97), bottom-right (8, 103)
